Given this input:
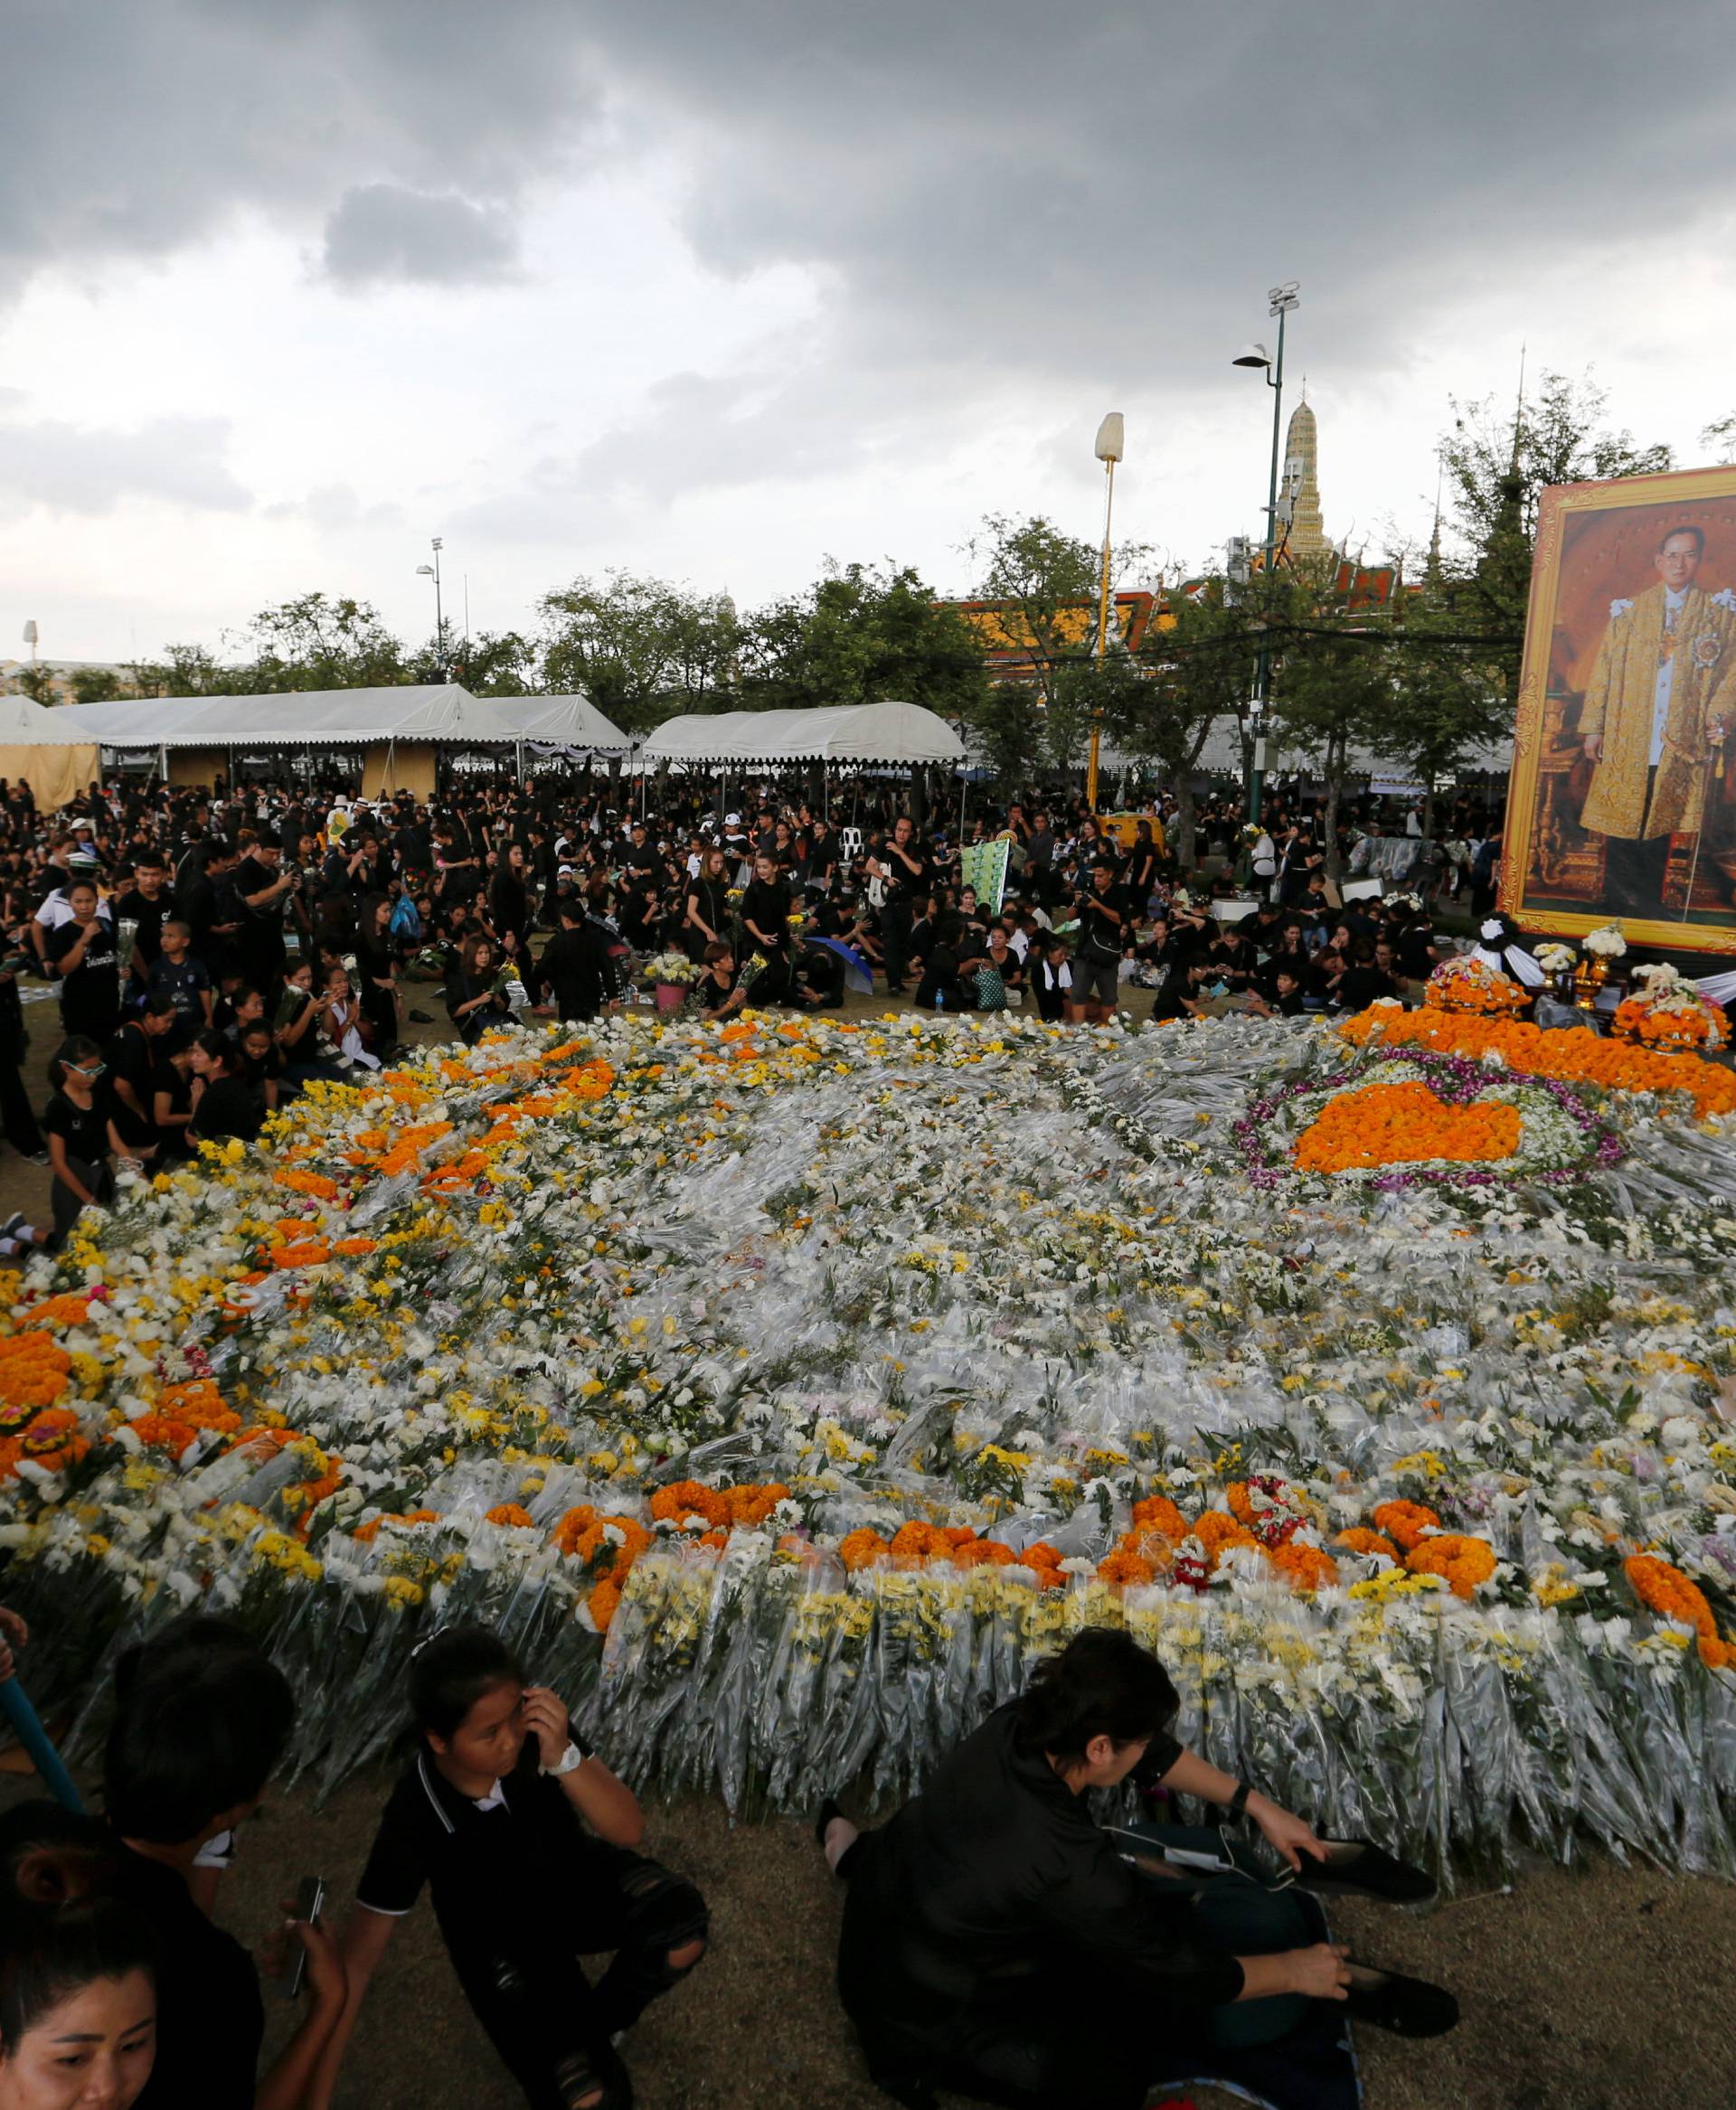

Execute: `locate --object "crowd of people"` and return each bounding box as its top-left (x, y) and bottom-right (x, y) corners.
top-left (0, 1611), bottom-right (1454, 2110)
top-left (0, 768), bottom-right (1502, 1251)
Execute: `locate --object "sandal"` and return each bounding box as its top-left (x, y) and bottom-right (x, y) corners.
top-left (1342, 1961), bottom-right (1458, 2037)
top-left (1294, 1838), bottom-right (1437, 1907)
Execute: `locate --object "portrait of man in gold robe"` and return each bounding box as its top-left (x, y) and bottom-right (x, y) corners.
top-left (1578, 524), bottom-right (1736, 912)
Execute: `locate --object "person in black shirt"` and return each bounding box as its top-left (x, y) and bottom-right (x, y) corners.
top-left (42, 1036), bottom-right (127, 1243)
top-left (48, 881), bottom-right (121, 1041)
top-left (1068, 858), bottom-right (1127, 1023)
top-left (187, 1031), bottom-right (263, 1148)
top-left (739, 853), bottom-right (794, 1000)
top-left (447, 936), bottom-right (514, 1046)
top-left (315, 1625), bottom-right (707, 2110)
top-left (866, 817), bottom-right (931, 993)
top-left (533, 900), bottom-right (618, 1023)
top-left (116, 851), bottom-right (173, 998)
top-left (100, 1615), bottom-right (344, 2110)
top-left (683, 846), bottom-right (733, 964)
top-left (232, 832), bottom-right (295, 993)
top-left (825, 1627), bottom-right (1366, 2110)
top-left (696, 941), bottom-right (749, 1017)
top-left (108, 995), bottom-right (177, 1154)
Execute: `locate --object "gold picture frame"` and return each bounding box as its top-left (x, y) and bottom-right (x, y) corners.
top-left (1501, 463), bottom-right (1736, 955)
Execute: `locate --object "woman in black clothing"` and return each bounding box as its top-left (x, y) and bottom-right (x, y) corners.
top-left (1125, 820), bottom-right (1161, 910)
top-left (48, 881), bottom-right (121, 1041)
top-left (42, 1036), bottom-right (129, 1243)
top-left (739, 853), bottom-right (794, 998)
top-left (825, 1627), bottom-right (1354, 2110)
top-left (354, 892), bottom-right (401, 1053)
top-left (446, 936), bottom-right (514, 1046)
top-left (187, 1031), bottom-right (263, 1147)
top-left (684, 844), bottom-right (733, 963)
top-left (487, 843), bottom-right (536, 956)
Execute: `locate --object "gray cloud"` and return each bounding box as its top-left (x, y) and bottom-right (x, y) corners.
top-left (0, 408), bottom-right (249, 514)
top-left (322, 184), bottom-right (519, 287)
top-left (263, 484), bottom-right (405, 530)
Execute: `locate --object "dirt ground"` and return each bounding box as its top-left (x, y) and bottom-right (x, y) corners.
top-left (4, 976), bottom-right (1734, 2110)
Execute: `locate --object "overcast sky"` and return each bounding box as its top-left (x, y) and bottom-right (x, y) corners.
top-left (3, 0), bottom-right (1733, 667)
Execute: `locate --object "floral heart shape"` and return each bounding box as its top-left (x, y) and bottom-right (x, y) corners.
top-left (1293, 1078), bottom-right (1520, 1173)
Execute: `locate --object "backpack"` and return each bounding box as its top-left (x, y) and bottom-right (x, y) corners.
top-left (389, 896), bottom-right (423, 943)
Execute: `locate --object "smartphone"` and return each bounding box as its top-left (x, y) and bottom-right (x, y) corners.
top-left (280, 1874), bottom-right (325, 2000)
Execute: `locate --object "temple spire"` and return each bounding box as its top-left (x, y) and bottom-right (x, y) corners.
top-left (1280, 395), bottom-right (1329, 560)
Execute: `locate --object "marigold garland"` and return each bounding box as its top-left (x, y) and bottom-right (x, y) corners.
top-left (1625, 1553), bottom-right (1736, 1669)
top-left (1334, 1527), bottom-right (1399, 1561)
top-left (1339, 1005), bottom-right (1736, 1120)
top-left (1294, 1079), bottom-right (1521, 1174)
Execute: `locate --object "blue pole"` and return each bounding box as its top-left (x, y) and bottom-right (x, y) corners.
top-left (0, 1677), bottom-right (84, 1813)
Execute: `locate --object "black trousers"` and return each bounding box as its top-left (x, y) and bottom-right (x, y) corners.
top-left (0, 1060), bottom-right (43, 1156)
top-left (444, 1847), bottom-right (706, 2110)
top-left (881, 900), bottom-right (914, 988)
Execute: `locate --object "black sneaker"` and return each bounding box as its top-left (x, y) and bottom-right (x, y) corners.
top-left (1295, 1839), bottom-right (1438, 1908)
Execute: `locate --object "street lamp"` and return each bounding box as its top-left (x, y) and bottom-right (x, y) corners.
top-left (416, 537), bottom-right (446, 677)
top-left (1086, 410), bottom-right (1124, 813)
top-left (1233, 281), bottom-right (1298, 826)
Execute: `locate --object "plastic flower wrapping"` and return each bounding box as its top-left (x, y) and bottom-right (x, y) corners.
top-left (5, 1007), bottom-right (1736, 1874)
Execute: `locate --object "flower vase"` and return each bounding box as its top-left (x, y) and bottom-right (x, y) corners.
top-left (655, 981), bottom-right (687, 1014)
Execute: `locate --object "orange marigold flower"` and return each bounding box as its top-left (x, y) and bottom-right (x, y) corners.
top-left (649, 1480), bottom-right (731, 1530)
top-left (1130, 1493), bottom-right (1186, 1541)
top-left (485, 1503), bottom-right (535, 1529)
top-left (1097, 1547), bottom-right (1156, 1588)
top-left (1370, 1500), bottom-right (1442, 1552)
top-left (332, 1237), bottom-right (379, 1258)
top-left (274, 1168), bottom-right (339, 1201)
top-left (1405, 1533), bottom-right (1496, 1597)
top-left (838, 1528), bottom-right (892, 1571)
top-left (953, 1539), bottom-right (1017, 1568)
top-left (1266, 1541), bottom-right (1340, 1593)
top-left (723, 1482), bottom-right (791, 1528)
top-left (588, 1575), bottom-right (625, 1633)
top-left (18, 1407), bottom-right (90, 1472)
top-left (15, 1293), bottom-right (92, 1333)
top-left (888, 1520), bottom-right (954, 1563)
top-left (1294, 1079), bottom-right (1519, 1175)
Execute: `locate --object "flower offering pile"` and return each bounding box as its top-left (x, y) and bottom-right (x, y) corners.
top-left (1424, 955), bottom-right (1532, 1015)
top-left (1612, 963), bottom-right (1728, 1051)
top-left (5, 1005), bottom-right (1736, 1872)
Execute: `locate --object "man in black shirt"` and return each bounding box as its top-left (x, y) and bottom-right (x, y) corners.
top-left (116, 851), bottom-right (172, 997)
top-left (867, 816), bottom-right (931, 994)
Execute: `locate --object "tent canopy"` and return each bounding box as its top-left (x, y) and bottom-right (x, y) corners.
top-left (640, 702), bottom-right (965, 767)
top-left (0, 691), bottom-right (101, 809)
top-left (486, 693), bottom-right (632, 752)
top-left (57, 684), bottom-right (524, 749)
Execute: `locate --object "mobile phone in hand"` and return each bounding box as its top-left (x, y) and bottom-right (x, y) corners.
top-left (280, 1874), bottom-right (325, 1999)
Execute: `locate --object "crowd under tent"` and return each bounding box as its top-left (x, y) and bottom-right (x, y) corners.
top-left (639, 702), bottom-right (966, 769)
top-left (56, 684), bottom-right (535, 799)
top-left (0, 692), bottom-right (102, 810)
top-left (486, 693), bottom-right (633, 756)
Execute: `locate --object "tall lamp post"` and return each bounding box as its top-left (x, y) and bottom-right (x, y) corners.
top-left (1231, 280), bottom-right (1299, 826)
top-left (1086, 410), bottom-right (1124, 813)
top-left (416, 537), bottom-right (447, 677)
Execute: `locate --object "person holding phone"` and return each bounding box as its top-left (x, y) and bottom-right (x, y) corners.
top-left (311, 1625), bottom-right (707, 2110)
top-left (99, 1615), bottom-right (346, 2110)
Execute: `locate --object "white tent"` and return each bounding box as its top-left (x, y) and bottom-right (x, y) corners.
top-left (639, 702), bottom-right (965, 767)
top-left (486, 694), bottom-right (632, 752)
top-left (0, 692), bottom-right (101, 809)
top-left (56, 683), bottom-right (524, 749)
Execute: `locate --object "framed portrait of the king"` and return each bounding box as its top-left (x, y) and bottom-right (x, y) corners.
top-left (1501, 463), bottom-right (1736, 955)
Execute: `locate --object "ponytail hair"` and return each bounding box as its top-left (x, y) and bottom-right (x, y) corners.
top-left (1014, 1625), bottom-right (1179, 1765)
top-left (0, 1808), bottom-right (154, 2051)
top-left (48, 1036), bottom-right (103, 1090)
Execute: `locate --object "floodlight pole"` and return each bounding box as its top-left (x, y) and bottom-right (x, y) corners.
top-left (1247, 284), bottom-right (1298, 828)
top-left (1087, 411), bottom-right (1125, 813)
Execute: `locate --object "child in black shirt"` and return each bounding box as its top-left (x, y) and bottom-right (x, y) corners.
top-left (318, 1625), bottom-right (707, 2110)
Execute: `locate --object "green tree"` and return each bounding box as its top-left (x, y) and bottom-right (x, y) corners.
top-left (967, 513), bottom-right (1152, 714)
top-left (241, 593), bottom-right (410, 692)
top-left (1268, 564), bottom-right (1398, 879)
top-left (739, 560), bottom-right (987, 722)
top-left (1114, 587), bottom-right (1249, 867)
top-left (12, 664), bottom-right (59, 706)
top-left (433, 629), bottom-right (536, 696)
top-left (68, 666), bottom-right (128, 705)
top-left (539, 572), bottom-right (739, 734)
top-left (1441, 369), bottom-right (1671, 694)
top-left (128, 643), bottom-right (249, 697)
top-left (967, 681), bottom-right (1046, 790)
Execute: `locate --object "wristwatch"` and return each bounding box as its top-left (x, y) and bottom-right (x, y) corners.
top-left (542, 1738), bottom-right (589, 1778)
top-left (1225, 1779), bottom-right (1251, 1823)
